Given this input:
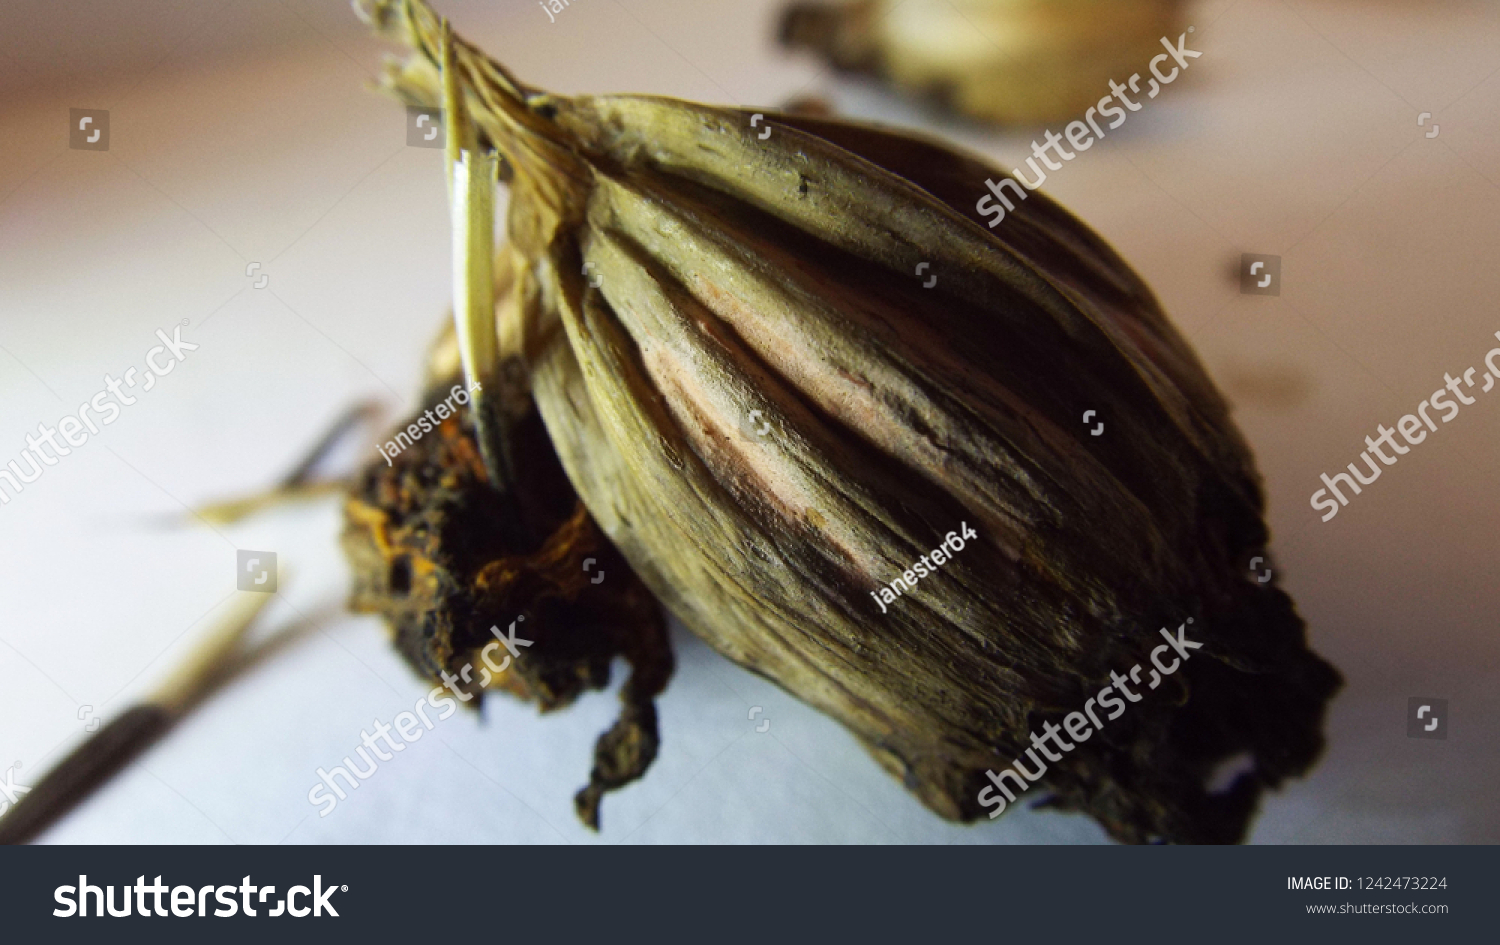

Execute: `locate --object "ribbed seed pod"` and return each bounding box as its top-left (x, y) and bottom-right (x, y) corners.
top-left (359, 0), bottom-right (1338, 842)
top-left (780, 0), bottom-right (1184, 124)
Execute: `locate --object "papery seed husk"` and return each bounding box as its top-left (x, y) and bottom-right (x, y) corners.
top-left (362, 0), bottom-right (1339, 843)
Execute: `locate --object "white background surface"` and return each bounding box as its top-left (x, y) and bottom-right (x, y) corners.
top-left (1, 0), bottom-right (1496, 844)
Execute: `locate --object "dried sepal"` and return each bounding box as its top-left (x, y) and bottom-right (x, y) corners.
top-left (341, 385), bottom-right (672, 829)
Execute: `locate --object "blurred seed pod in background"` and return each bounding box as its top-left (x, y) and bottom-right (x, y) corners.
top-left (780, 0), bottom-right (1186, 124)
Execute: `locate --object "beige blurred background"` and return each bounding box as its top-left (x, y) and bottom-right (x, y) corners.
top-left (1, 0), bottom-right (1496, 843)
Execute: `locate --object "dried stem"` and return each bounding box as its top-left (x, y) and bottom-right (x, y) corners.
top-left (0, 593), bottom-right (278, 845)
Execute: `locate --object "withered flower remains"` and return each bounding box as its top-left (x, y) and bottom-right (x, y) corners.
top-left (346, 0), bottom-right (1339, 842)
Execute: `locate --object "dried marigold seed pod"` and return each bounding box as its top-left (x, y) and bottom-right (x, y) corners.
top-left (359, 0), bottom-right (1339, 843)
top-left (780, 0), bottom-right (1185, 124)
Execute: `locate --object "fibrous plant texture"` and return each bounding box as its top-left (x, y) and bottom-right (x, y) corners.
top-left (348, 0), bottom-right (1340, 842)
